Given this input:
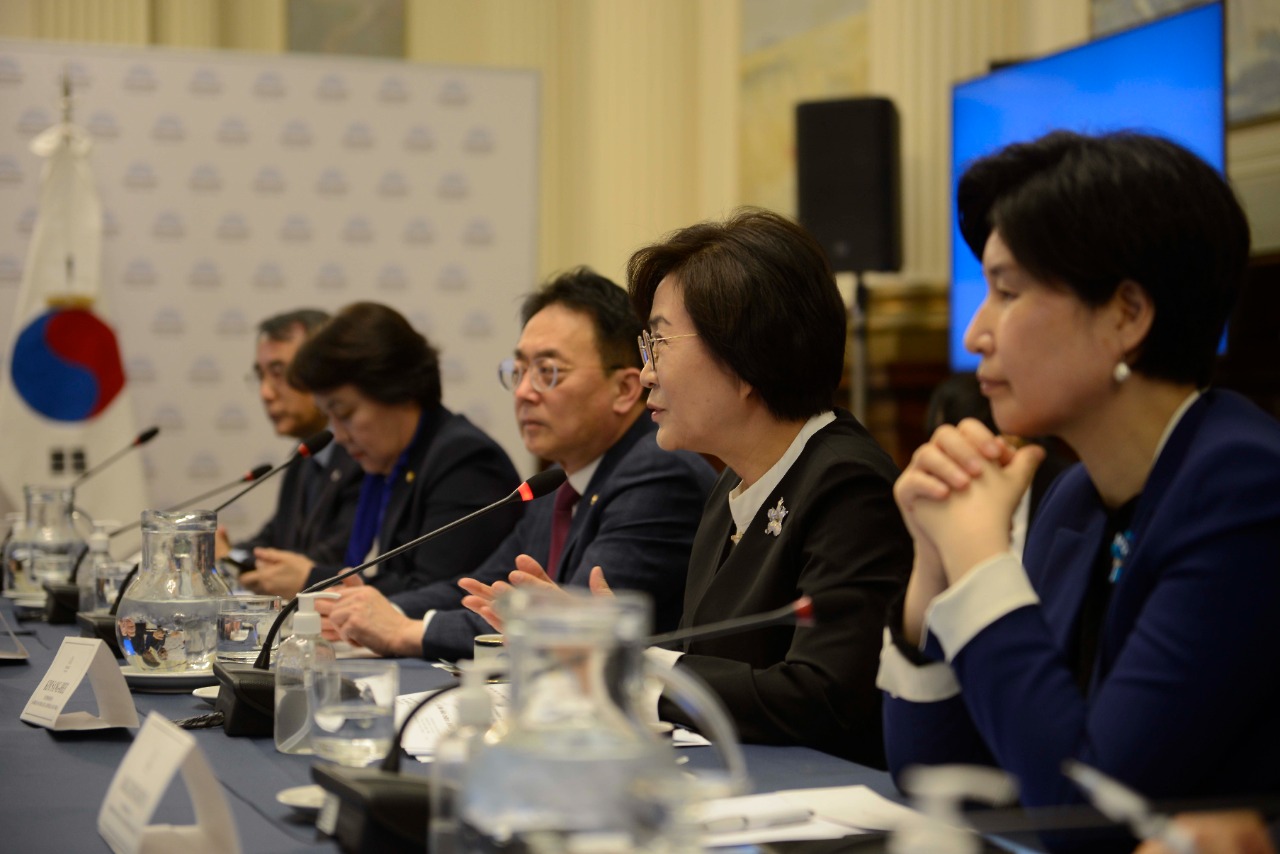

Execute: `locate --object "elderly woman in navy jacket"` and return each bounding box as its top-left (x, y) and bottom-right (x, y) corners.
top-left (240, 302), bottom-right (521, 599)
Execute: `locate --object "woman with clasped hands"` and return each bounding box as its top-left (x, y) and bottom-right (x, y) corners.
top-left (876, 131), bottom-right (1280, 852)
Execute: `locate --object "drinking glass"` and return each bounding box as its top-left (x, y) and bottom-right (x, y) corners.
top-left (215, 595), bottom-right (282, 664)
top-left (310, 659), bottom-right (399, 767)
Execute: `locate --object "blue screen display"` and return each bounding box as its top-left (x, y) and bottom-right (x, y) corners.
top-left (949, 2), bottom-right (1224, 370)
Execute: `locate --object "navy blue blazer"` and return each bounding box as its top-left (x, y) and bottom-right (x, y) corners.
top-left (305, 406), bottom-right (522, 598)
top-left (234, 444), bottom-right (363, 568)
top-left (391, 414), bottom-right (717, 661)
top-left (884, 391), bottom-right (1280, 818)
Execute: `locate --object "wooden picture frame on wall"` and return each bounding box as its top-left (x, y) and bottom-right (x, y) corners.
top-left (1091, 0), bottom-right (1280, 127)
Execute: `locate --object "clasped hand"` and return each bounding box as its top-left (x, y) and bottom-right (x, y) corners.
top-left (895, 418), bottom-right (1045, 587)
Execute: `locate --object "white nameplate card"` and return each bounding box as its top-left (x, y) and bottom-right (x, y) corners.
top-left (20, 636), bottom-right (139, 730)
top-left (98, 711), bottom-right (242, 854)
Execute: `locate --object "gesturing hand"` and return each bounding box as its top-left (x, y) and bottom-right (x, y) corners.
top-left (458, 555), bottom-right (612, 632)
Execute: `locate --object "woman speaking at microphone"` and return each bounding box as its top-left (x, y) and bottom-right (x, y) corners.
top-left (462, 209), bottom-right (913, 766)
top-left (878, 131), bottom-right (1280, 851)
top-left (238, 302), bottom-right (521, 599)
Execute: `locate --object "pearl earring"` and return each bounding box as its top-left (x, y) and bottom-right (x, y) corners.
top-left (1113, 362), bottom-right (1131, 384)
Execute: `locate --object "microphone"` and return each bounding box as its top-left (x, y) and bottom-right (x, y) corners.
top-left (646, 595), bottom-right (830, 649)
top-left (74, 437), bottom-right (329, 649)
top-left (44, 428), bottom-right (168, 622)
top-left (310, 589), bottom-right (805, 851)
top-left (210, 429), bottom-right (333, 515)
top-left (106, 463), bottom-right (274, 540)
top-left (69, 426), bottom-right (160, 490)
top-left (297, 466), bottom-right (566, 606)
top-left (311, 680), bottom-right (467, 851)
top-left (211, 468), bottom-right (566, 738)
top-left (62, 462), bottom-right (280, 632)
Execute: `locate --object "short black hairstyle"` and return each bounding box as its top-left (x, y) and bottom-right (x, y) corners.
top-left (288, 302), bottom-right (441, 409)
top-left (519, 267), bottom-right (642, 370)
top-left (627, 208), bottom-right (845, 421)
top-left (957, 130), bottom-right (1250, 386)
top-left (257, 308), bottom-right (329, 342)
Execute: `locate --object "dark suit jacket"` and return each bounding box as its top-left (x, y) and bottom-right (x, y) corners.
top-left (235, 444), bottom-right (363, 568)
top-left (884, 390), bottom-right (1280, 829)
top-left (665, 411), bottom-right (912, 767)
top-left (391, 414), bottom-right (717, 661)
top-left (305, 406), bottom-right (522, 598)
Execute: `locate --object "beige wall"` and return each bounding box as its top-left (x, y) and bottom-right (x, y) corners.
top-left (0, 0), bottom-right (738, 284)
top-left (3, 0), bottom-right (1277, 282)
top-left (403, 0), bottom-right (740, 282)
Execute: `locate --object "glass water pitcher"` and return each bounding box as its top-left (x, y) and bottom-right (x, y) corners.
top-left (114, 510), bottom-right (229, 672)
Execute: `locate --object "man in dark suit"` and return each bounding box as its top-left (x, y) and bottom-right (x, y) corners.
top-left (215, 309), bottom-right (362, 574)
top-left (320, 269), bottom-right (716, 661)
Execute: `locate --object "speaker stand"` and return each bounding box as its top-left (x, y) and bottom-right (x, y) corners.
top-left (849, 270), bottom-right (869, 423)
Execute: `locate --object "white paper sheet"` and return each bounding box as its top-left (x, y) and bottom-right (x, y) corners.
top-left (694, 785), bottom-right (922, 848)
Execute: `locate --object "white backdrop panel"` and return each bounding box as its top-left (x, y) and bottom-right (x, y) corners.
top-left (0, 41), bottom-right (539, 536)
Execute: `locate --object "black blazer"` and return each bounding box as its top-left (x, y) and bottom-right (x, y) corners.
top-left (235, 443), bottom-right (363, 568)
top-left (305, 406), bottom-right (522, 597)
top-left (666, 411), bottom-right (912, 767)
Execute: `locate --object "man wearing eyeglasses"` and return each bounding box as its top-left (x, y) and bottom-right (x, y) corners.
top-left (214, 309), bottom-right (362, 576)
top-left (320, 269), bottom-right (716, 661)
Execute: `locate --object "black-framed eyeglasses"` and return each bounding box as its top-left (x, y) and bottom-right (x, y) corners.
top-left (637, 329), bottom-right (698, 369)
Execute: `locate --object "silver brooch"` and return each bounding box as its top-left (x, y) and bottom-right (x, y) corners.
top-left (765, 497), bottom-right (787, 537)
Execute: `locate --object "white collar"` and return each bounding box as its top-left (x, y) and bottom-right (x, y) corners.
top-left (1152, 390), bottom-right (1201, 463)
top-left (563, 455), bottom-right (602, 499)
top-left (727, 411), bottom-right (836, 540)
top-left (312, 441), bottom-right (336, 467)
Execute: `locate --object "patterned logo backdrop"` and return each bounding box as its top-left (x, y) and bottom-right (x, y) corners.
top-left (0, 40), bottom-right (538, 535)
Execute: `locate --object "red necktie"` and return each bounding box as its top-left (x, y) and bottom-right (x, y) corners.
top-left (545, 483), bottom-right (580, 580)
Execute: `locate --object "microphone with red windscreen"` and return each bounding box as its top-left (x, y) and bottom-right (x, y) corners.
top-left (646, 595), bottom-right (830, 648)
top-left (69, 426), bottom-right (160, 491)
top-left (211, 467), bottom-right (567, 737)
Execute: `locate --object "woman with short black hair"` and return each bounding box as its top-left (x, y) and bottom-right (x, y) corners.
top-left (239, 301), bottom-right (521, 600)
top-left (466, 210), bottom-right (911, 765)
top-left (880, 131), bottom-right (1280, 850)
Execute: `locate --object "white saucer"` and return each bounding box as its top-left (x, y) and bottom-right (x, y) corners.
top-left (120, 665), bottom-right (218, 693)
top-left (277, 784), bottom-right (327, 818)
top-left (4, 591), bottom-right (47, 608)
top-left (192, 685), bottom-right (220, 704)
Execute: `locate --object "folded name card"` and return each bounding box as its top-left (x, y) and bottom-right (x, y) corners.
top-left (21, 636), bottom-right (138, 730)
top-left (98, 711), bottom-right (242, 854)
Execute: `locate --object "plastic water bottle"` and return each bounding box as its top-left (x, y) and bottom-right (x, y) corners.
top-left (78, 521), bottom-right (118, 613)
top-left (274, 591), bottom-right (339, 754)
top-left (429, 659), bottom-right (496, 854)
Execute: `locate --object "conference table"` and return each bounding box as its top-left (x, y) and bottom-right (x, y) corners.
top-left (0, 601), bottom-right (1036, 853)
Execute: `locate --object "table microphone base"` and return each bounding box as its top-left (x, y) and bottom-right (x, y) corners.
top-left (311, 763), bottom-right (431, 854)
top-left (76, 611), bottom-right (123, 657)
top-left (212, 662), bottom-right (275, 736)
top-left (43, 583), bottom-right (80, 624)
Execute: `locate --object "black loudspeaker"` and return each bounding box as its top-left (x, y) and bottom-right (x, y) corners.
top-left (796, 97), bottom-right (901, 273)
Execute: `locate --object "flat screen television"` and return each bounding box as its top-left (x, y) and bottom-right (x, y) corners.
top-left (949, 1), bottom-right (1225, 371)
